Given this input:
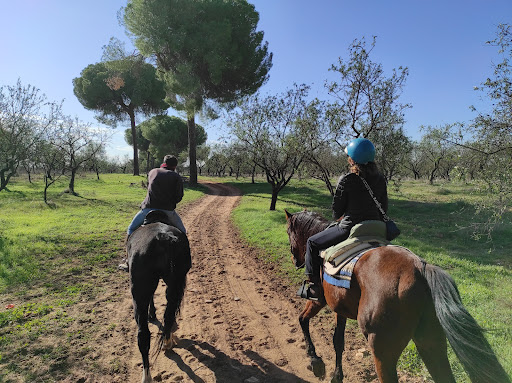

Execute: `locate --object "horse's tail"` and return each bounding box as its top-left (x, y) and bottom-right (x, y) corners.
top-left (421, 263), bottom-right (510, 383)
top-left (152, 231), bottom-right (189, 355)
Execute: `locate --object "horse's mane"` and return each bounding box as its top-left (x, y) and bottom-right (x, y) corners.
top-left (289, 210), bottom-right (330, 241)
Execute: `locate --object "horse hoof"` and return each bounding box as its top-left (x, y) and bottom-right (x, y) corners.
top-left (141, 367), bottom-right (152, 383)
top-left (330, 375), bottom-right (343, 383)
top-left (163, 333), bottom-right (179, 350)
top-left (310, 357), bottom-right (326, 379)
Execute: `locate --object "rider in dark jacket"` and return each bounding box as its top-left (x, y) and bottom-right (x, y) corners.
top-left (119, 155), bottom-right (187, 272)
top-left (300, 138), bottom-right (388, 301)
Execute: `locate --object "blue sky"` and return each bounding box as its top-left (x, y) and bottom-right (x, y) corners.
top-left (1, 0), bottom-right (510, 158)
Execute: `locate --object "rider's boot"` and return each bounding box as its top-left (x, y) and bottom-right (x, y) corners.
top-left (118, 233), bottom-right (130, 272)
top-left (305, 275), bottom-right (322, 301)
top-left (297, 274), bottom-right (322, 301)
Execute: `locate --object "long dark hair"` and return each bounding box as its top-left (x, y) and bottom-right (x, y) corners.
top-left (349, 161), bottom-right (380, 179)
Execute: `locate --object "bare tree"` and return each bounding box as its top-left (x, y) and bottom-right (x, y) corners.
top-left (0, 79), bottom-right (61, 191)
top-left (229, 85), bottom-right (325, 210)
top-left (53, 117), bottom-right (110, 195)
top-left (326, 37), bottom-right (410, 144)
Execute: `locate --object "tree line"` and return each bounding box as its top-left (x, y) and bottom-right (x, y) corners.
top-left (1, 0), bottom-right (509, 235)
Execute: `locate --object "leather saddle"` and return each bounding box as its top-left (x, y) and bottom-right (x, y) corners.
top-left (143, 210), bottom-right (172, 226)
top-left (321, 220), bottom-right (389, 275)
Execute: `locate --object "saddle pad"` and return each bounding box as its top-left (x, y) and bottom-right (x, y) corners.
top-left (323, 248), bottom-right (375, 289)
top-left (320, 220), bottom-right (389, 264)
top-left (323, 242), bottom-right (377, 272)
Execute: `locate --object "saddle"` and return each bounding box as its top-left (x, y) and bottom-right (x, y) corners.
top-left (143, 210), bottom-right (172, 226)
top-left (321, 220), bottom-right (389, 276)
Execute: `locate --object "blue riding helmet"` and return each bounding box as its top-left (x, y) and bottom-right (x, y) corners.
top-left (344, 138), bottom-right (375, 164)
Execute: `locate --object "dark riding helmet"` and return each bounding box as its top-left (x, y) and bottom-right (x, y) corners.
top-left (344, 138), bottom-right (375, 164)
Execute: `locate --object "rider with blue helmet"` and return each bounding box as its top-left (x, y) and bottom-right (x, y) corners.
top-left (299, 138), bottom-right (388, 301)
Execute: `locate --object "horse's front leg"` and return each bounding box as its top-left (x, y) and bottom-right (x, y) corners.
top-left (299, 300), bottom-right (326, 379)
top-left (331, 314), bottom-right (347, 383)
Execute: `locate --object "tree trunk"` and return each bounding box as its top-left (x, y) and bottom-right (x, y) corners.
top-left (68, 167), bottom-right (77, 195)
top-left (270, 187), bottom-right (279, 211)
top-left (129, 109), bottom-right (140, 176)
top-left (44, 176), bottom-right (50, 204)
top-left (187, 114), bottom-right (198, 185)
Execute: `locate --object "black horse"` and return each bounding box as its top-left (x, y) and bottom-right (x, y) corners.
top-left (126, 211), bottom-right (191, 383)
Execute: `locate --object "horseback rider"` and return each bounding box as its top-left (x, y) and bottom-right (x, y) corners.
top-left (300, 138), bottom-right (388, 300)
top-left (127, 154), bottom-right (187, 236)
top-left (119, 155), bottom-right (187, 271)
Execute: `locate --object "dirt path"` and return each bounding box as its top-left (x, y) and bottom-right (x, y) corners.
top-left (121, 182), bottom-right (382, 383)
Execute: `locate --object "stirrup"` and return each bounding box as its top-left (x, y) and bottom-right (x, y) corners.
top-left (296, 280), bottom-right (320, 301)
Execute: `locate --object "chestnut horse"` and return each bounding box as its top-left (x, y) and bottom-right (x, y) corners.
top-left (285, 210), bottom-right (509, 383)
top-left (127, 211), bottom-right (191, 383)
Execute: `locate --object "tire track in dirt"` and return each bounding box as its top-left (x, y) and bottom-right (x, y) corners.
top-left (124, 182), bottom-right (389, 383)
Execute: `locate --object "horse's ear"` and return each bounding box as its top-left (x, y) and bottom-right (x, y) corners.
top-left (284, 209), bottom-right (292, 221)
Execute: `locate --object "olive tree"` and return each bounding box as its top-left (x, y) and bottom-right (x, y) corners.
top-left (326, 37), bottom-right (410, 169)
top-left (461, 24), bottom-right (512, 237)
top-left (228, 85), bottom-right (325, 210)
top-left (0, 80), bottom-right (60, 191)
top-left (52, 117), bottom-right (109, 195)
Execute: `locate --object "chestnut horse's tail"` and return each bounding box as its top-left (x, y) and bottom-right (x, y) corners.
top-left (421, 263), bottom-right (510, 383)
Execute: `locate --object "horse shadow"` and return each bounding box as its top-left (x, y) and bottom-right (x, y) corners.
top-left (164, 338), bottom-right (310, 383)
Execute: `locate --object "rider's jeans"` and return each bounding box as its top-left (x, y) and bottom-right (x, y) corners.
top-left (127, 208), bottom-right (187, 235)
top-left (305, 224), bottom-right (350, 282)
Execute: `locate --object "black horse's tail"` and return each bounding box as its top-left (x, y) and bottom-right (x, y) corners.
top-left (152, 231), bottom-right (190, 354)
top-left (422, 263), bottom-right (510, 383)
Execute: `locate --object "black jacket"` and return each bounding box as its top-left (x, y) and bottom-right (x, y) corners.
top-left (140, 168), bottom-right (184, 211)
top-left (332, 172), bottom-right (388, 227)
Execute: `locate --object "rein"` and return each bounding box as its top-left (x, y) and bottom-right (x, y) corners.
top-left (295, 256), bottom-right (305, 270)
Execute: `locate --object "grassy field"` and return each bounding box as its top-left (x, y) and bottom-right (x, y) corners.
top-left (226, 176), bottom-right (512, 382)
top-left (0, 173), bottom-right (510, 382)
top-left (0, 173), bottom-right (206, 382)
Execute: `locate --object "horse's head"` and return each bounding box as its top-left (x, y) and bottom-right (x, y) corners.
top-left (285, 209), bottom-right (329, 269)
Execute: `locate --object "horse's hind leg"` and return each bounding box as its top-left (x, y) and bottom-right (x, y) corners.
top-left (362, 317), bottom-right (412, 383)
top-left (133, 294), bottom-right (153, 383)
top-left (367, 331), bottom-right (402, 383)
top-left (132, 278), bottom-right (159, 383)
top-left (161, 274), bottom-right (186, 350)
top-left (299, 300), bottom-right (326, 379)
top-left (413, 309), bottom-right (455, 383)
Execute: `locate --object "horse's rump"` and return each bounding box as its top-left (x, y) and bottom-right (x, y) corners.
top-left (128, 222), bottom-right (191, 276)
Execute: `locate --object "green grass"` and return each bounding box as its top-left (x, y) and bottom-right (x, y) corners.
top-left (0, 172), bottom-right (206, 382)
top-left (1, 173), bottom-right (510, 382)
top-left (227, 176), bottom-right (512, 382)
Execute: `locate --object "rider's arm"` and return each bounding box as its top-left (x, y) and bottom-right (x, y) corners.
top-left (174, 175), bottom-right (184, 204)
top-left (331, 174), bottom-right (348, 220)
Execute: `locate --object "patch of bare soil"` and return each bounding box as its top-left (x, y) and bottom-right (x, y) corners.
top-left (66, 182), bottom-right (425, 383)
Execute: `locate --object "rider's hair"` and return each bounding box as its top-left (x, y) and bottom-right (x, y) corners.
top-left (163, 155), bottom-right (178, 168)
top-left (350, 161), bottom-right (380, 179)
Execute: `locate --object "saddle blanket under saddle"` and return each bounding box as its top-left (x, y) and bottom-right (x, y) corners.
top-left (322, 247), bottom-right (375, 288)
top-left (320, 220), bottom-right (390, 289)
